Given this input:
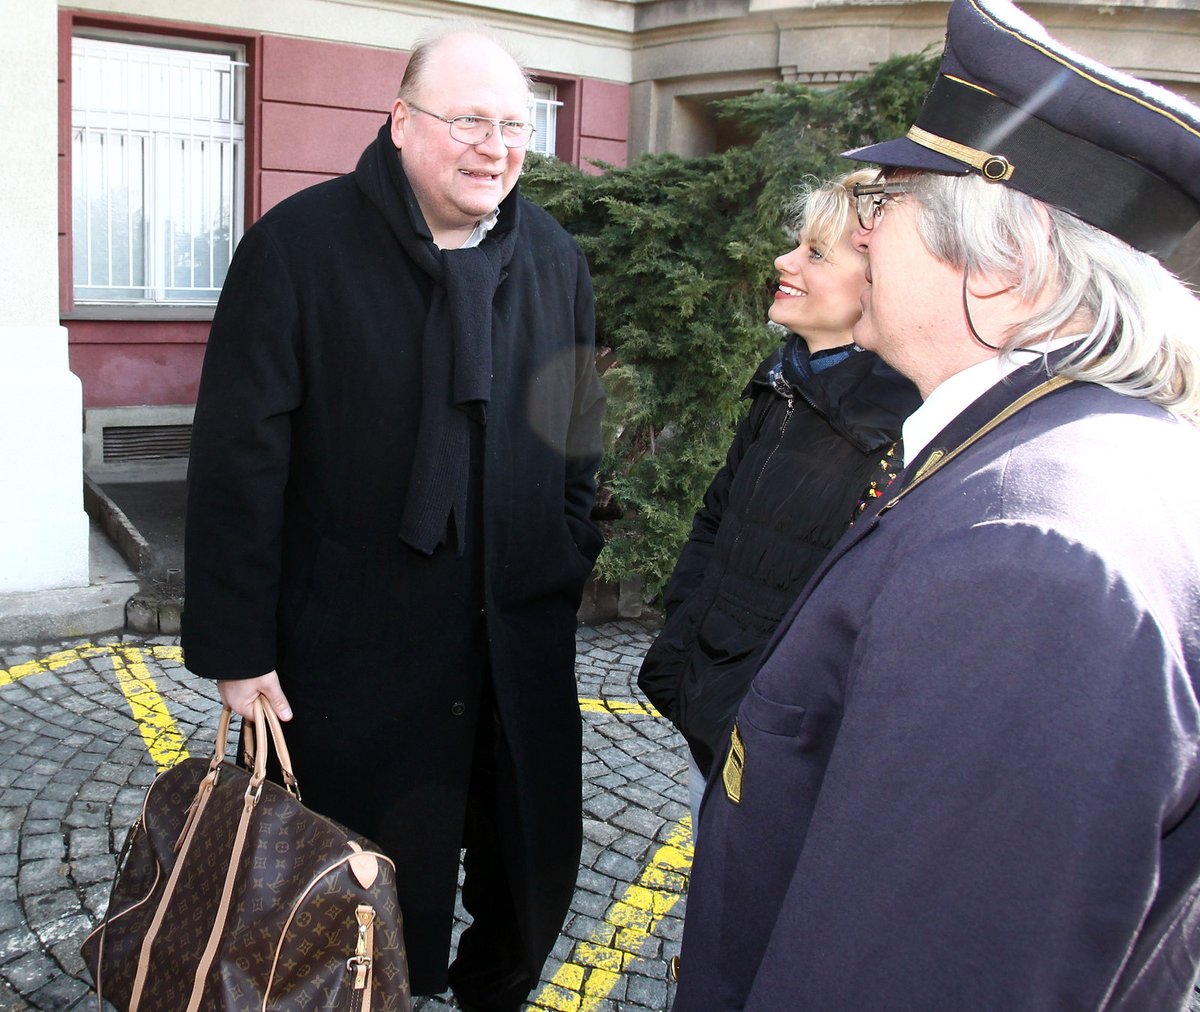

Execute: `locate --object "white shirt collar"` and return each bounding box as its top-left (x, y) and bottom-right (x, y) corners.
top-left (901, 335), bottom-right (1083, 466)
top-left (461, 207), bottom-right (501, 249)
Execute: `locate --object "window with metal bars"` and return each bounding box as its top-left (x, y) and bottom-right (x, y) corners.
top-left (71, 35), bottom-right (246, 305)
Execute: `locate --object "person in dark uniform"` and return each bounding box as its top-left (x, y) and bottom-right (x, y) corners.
top-left (637, 170), bottom-right (919, 828)
top-left (182, 26), bottom-right (605, 1011)
top-left (672, 0), bottom-right (1200, 1007)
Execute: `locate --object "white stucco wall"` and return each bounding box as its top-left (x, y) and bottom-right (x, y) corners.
top-left (0, 0), bottom-right (89, 592)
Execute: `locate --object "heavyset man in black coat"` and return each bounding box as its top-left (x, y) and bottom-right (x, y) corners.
top-left (182, 28), bottom-right (605, 1010)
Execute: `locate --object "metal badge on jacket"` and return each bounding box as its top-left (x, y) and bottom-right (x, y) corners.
top-left (723, 722), bottom-right (745, 804)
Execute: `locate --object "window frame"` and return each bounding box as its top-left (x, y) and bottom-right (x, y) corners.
top-left (529, 80), bottom-right (563, 159)
top-left (60, 14), bottom-right (258, 322)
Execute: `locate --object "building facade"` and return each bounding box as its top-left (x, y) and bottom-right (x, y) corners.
top-left (3, 0), bottom-right (1198, 593)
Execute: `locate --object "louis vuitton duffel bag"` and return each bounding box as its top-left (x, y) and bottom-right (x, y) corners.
top-left (81, 698), bottom-right (411, 1011)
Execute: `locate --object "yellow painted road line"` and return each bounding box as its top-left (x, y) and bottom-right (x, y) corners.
top-left (0, 643), bottom-right (183, 689)
top-left (531, 816), bottom-right (693, 1011)
top-left (579, 697), bottom-right (661, 719)
top-left (145, 644), bottom-right (184, 663)
top-left (6, 646), bottom-right (648, 756)
top-left (0, 643), bottom-right (108, 687)
top-left (108, 646), bottom-right (191, 772)
top-left (1, 643), bottom-right (191, 772)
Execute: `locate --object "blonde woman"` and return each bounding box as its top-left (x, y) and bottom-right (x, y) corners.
top-left (638, 170), bottom-right (920, 825)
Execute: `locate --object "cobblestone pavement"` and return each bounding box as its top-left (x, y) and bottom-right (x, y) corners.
top-left (0, 619), bottom-right (687, 1012)
top-left (5, 622), bottom-right (1200, 1012)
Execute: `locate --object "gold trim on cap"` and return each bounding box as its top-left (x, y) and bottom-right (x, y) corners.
top-left (944, 73), bottom-right (998, 98)
top-left (906, 124), bottom-right (1015, 180)
top-left (966, 0), bottom-right (1200, 142)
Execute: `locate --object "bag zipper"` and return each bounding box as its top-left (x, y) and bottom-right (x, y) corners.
top-left (345, 904), bottom-right (376, 1011)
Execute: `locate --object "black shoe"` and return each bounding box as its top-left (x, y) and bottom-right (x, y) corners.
top-left (450, 987), bottom-right (521, 1012)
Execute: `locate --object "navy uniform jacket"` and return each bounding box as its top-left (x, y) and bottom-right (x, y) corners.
top-left (673, 360), bottom-right (1200, 1010)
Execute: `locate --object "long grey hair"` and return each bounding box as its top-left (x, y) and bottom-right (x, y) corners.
top-left (909, 172), bottom-right (1200, 420)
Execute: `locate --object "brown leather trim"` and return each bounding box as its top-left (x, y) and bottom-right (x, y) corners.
top-left (361, 912), bottom-right (375, 1012)
top-left (89, 860), bottom-right (162, 1005)
top-left (260, 703), bottom-right (298, 790)
top-left (242, 699), bottom-right (302, 798)
top-left (348, 842), bottom-right (380, 889)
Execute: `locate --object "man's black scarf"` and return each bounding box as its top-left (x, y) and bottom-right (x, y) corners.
top-left (354, 120), bottom-right (519, 555)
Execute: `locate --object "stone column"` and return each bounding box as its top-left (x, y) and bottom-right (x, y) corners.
top-left (0, 0), bottom-right (89, 592)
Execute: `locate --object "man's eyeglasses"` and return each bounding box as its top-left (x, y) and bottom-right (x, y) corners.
top-left (408, 103), bottom-right (535, 149)
top-left (853, 181), bottom-right (919, 231)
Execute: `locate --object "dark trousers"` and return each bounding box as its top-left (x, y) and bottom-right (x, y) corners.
top-left (447, 688), bottom-right (538, 1012)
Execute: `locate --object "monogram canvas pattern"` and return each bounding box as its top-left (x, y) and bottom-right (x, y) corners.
top-left (81, 746), bottom-right (411, 1011)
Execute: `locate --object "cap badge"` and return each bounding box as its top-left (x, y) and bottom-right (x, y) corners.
top-left (906, 124), bottom-right (1015, 182)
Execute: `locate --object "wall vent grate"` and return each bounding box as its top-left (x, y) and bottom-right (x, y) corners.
top-left (102, 424), bottom-right (193, 462)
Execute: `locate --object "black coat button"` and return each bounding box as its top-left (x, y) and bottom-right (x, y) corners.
top-left (450, 701), bottom-right (466, 716)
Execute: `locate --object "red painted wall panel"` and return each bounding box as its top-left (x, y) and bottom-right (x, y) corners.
top-left (576, 80), bottom-right (629, 172)
top-left (262, 35), bottom-right (406, 110)
top-left (555, 89), bottom-right (580, 162)
top-left (67, 321), bottom-right (211, 409)
top-left (70, 345), bottom-right (209, 409)
top-left (69, 321), bottom-right (211, 346)
top-left (262, 170), bottom-right (340, 214)
top-left (579, 79), bottom-right (631, 141)
top-left (58, 13), bottom-right (73, 314)
top-left (579, 137), bottom-right (629, 174)
top-left (261, 103), bottom-right (384, 175)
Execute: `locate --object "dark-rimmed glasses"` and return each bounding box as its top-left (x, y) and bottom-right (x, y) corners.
top-left (853, 181), bottom-right (919, 231)
top-left (408, 103), bottom-right (535, 149)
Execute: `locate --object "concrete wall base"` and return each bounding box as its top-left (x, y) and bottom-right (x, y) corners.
top-left (578, 573), bottom-right (645, 626)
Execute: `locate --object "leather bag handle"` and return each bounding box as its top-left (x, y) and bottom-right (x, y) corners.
top-left (235, 699), bottom-right (302, 801)
top-left (210, 705), bottom-right (234, 775)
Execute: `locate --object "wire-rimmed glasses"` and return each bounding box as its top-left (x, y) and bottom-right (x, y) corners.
top-left (853, 180), bottom-right (919, 230)
top-left (408, 103), bottom-right (535, 149)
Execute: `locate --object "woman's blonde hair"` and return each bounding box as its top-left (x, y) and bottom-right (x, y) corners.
top-left (785, 168), bottom-right (878, 255)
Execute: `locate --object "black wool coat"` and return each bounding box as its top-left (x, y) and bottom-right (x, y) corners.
top-left (182, 138), bottom-right (605, 994)
top-left (638, 340), bottom-right (919, 774)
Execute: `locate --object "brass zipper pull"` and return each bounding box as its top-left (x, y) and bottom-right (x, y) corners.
top-left (347, 904), bottom-right (376, 993)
